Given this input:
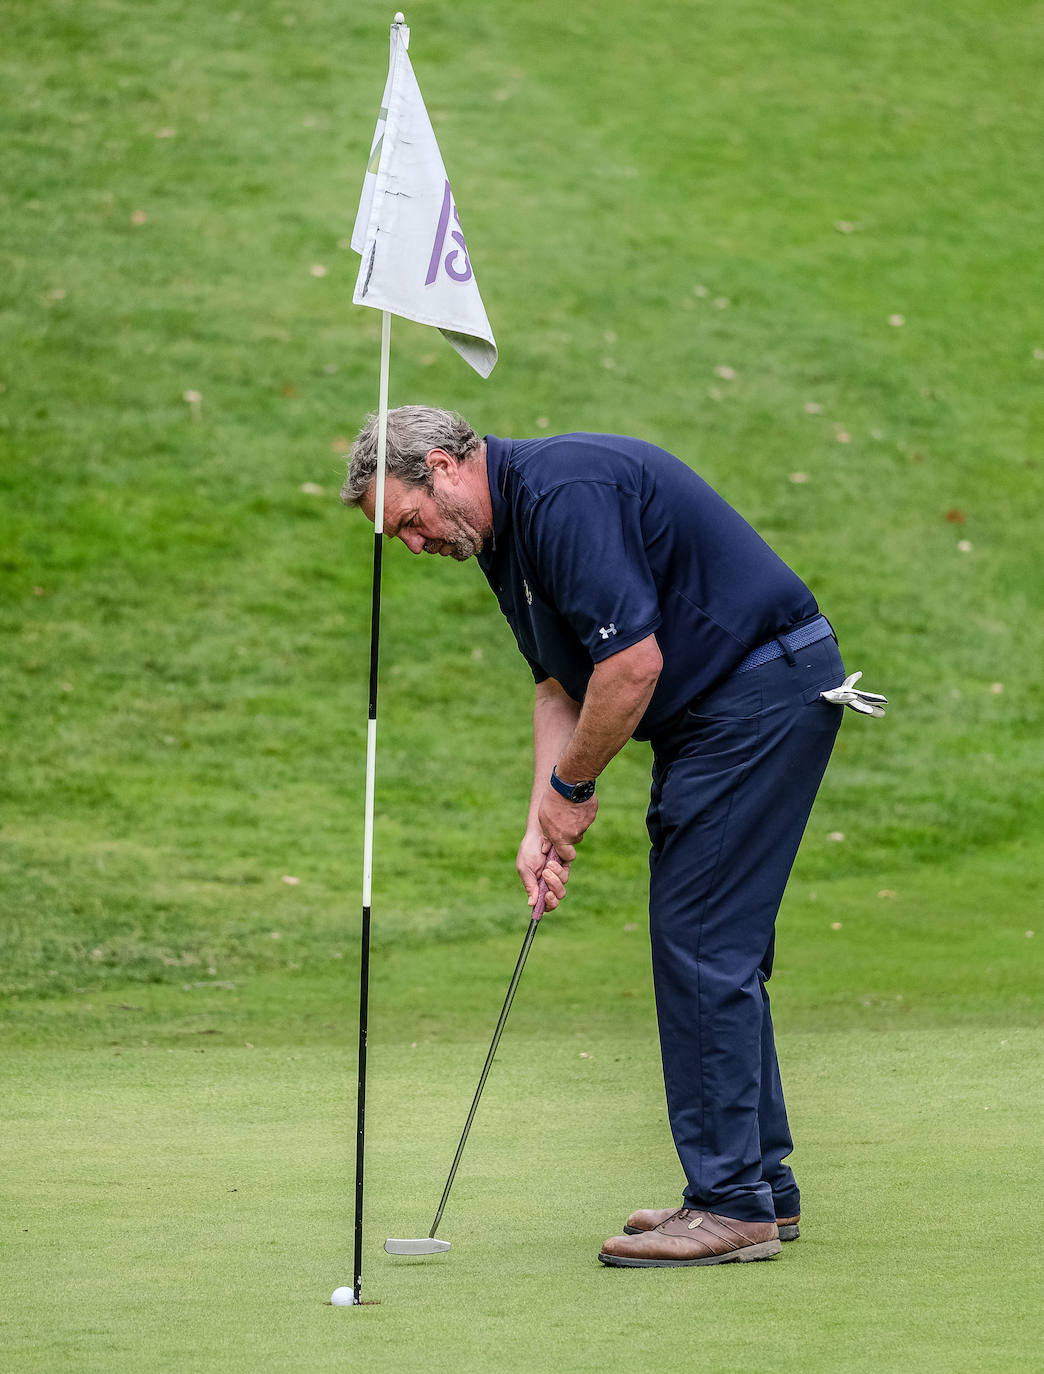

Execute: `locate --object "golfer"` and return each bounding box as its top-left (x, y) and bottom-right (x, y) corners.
top-left (343, 406), bottom-right (881, 1268)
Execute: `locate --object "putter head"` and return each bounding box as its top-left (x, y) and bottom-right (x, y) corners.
top-left (384, 1237), bottom-right (452, 1255)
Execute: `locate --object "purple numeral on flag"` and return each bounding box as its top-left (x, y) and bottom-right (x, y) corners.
top-left (425, 180), bottom-right (473, 286)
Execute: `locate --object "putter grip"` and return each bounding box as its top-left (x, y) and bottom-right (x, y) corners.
top-left (533, 845), bottom-right (560, 923)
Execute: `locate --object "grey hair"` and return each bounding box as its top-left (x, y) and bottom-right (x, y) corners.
top-left (340, 405), bottom-right (481, 506)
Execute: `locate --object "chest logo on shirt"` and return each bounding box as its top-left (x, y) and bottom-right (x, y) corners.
top-left (523, 579), bottom-right (533, 605)
top-left (599, 623), bottom-right (618, 640)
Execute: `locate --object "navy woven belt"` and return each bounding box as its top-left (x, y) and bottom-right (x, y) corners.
top-left (736, 615), bottom-right (834, 674)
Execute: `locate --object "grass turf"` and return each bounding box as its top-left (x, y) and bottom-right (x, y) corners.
top-left (3, 858), bottom-right (1041, 1369)
top-left (2, 0), bottom-right (1041, 999)
top-left (3, 973), bottom-right (1039, 1372)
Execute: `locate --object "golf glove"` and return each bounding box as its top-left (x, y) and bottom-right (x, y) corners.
top-left (820, 671), bottom-right (887, 718)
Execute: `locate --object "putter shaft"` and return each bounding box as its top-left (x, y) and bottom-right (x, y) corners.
top-left (427, 909), bottom-right (542, 1238)
top-left (388, 850), bottom-right (558, 1254)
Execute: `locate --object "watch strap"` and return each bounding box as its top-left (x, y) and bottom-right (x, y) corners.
top-left (550, 766), bottom-right (596, 803)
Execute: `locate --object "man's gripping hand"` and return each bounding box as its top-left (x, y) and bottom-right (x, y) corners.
top-left (516, 831), bottom-right (572, 911)
top-left (537, 786), bottom-right (598, 866)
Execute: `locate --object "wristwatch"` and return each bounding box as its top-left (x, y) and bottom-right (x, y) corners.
top-left (550, 765), bottom-right (596, 804)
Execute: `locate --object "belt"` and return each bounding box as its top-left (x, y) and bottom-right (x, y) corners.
top-left (736, 615), bottom-right (834, 673)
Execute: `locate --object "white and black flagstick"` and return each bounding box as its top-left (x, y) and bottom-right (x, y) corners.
top-left (352, 308), bottom-right (392, 1307)
top-left (337, 5), bottom-right (497, 1306)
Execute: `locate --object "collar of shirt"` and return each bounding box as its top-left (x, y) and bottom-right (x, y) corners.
top-left (482, 434), bottom-right (513, 553)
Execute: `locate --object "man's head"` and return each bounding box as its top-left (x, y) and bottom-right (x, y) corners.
top-left (340, 405), bottom-right (491, 560)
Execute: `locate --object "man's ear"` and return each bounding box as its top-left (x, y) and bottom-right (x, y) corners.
top-left (425, 448), bottom-right (458, 480)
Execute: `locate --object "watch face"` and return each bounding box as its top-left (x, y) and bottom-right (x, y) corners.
top-left (551, 767), bottom-right (596, 803)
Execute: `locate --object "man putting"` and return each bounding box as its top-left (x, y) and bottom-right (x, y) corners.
top-left (343, 406), bottom-right (880, 1269)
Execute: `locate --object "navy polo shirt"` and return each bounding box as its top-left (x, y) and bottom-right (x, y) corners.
top-left (476, 433), bottom-right (818, 741)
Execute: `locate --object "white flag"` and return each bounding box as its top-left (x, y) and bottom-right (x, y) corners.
top-left (352, 16), bottom-right (497, 378)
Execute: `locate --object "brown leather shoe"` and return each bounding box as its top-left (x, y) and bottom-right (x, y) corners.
top-left (600, 1209), bottom-right (782, 1267)
top-left (776, 1214), bottom-right (800, 1241)
top-left (624, 1207), bottom-right (800, 1241)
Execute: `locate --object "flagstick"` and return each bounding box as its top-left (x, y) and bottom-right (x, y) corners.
top-left (353, 308), bottom-right (392, 1306)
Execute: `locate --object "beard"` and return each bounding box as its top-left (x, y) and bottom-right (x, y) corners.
top-left (426, 488), bottom-right (487, 561)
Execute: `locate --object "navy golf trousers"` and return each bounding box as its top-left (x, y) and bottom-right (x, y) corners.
top-left (646, 632), bottom-right (845, 1223)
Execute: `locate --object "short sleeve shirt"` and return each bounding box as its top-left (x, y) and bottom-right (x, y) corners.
top-left (476, 433), bottom-right (819, 741)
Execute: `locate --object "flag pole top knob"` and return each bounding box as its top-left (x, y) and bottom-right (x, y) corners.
top-left (394, 11), bottom-right (405, 22)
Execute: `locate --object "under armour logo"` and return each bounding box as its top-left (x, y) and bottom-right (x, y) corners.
top-left (598, 623), bottom-right (617, 640)
top-left (523, 579), bottom-right (533, 605)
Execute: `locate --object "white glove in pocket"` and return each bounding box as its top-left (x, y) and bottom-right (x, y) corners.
top-left (820, 671), bottom-right (887, 718)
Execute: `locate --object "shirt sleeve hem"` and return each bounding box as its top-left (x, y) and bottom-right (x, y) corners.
top-left (588, 616), bottom-right (662, 664)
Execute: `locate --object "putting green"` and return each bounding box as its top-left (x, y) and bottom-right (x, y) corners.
top-left (2, 977), bottom-right (1038, 1372)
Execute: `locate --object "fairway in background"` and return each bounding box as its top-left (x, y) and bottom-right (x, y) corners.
top-left (1, 0), bottom-right (1041, 990)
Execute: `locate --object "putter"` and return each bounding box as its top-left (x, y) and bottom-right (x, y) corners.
top-left (385, 848), bottom-right (560, 1256)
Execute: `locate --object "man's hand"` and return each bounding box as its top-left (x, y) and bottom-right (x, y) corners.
top-left (537, 786), bottom-right (598, 864)
top-left (516, 831), bottom-right (572, 910)
top-left (518, 639), bottom-right (657, 914)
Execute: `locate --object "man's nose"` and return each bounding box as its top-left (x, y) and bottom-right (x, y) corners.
top-left (398, 529), bottom-right (426, 554)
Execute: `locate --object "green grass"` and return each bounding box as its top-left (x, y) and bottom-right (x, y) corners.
top-left (1, 0), bottom-right (1042, 1367)
top-left (2, 932), bottom-right (1040, 1373)
top-left (2, 860), bottom-right (1040, 1370)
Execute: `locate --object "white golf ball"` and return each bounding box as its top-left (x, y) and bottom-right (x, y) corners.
top-left (330, 1286), bottom-right (356, 1306)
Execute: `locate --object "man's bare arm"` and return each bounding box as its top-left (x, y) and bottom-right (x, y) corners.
top-left (556, 634), bottom-right (663, 783)
top-left (529, 678), bottom-right (581, 828)
top-left (516, 677), bottom-right (580, 908)
top-left (537, 634), bottom-right (663, 859)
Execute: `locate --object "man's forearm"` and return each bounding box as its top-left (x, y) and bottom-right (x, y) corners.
top-left (528, 680), bottom-right (581, 831)
top-left (528, 637), bottom-right (661, 862)
top-left (556, 635), bottom-right (663, 782)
